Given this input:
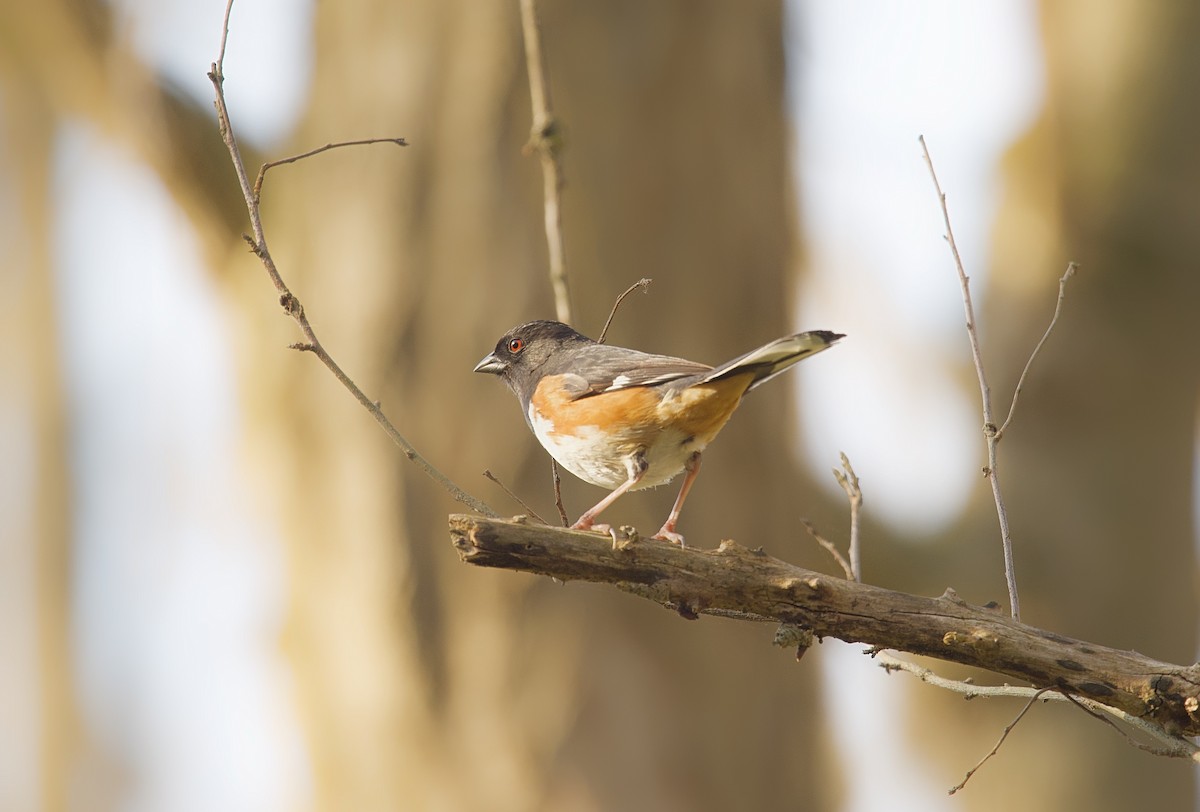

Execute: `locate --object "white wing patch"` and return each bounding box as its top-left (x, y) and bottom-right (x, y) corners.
top-left (603, 371), bottom-right (694, 392)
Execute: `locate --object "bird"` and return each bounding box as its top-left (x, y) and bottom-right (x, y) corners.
top-left (474, 320), bottom-right (843, 544)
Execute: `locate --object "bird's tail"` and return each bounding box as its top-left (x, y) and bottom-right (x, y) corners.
top-left (700, 330), bottom-right (844, 392)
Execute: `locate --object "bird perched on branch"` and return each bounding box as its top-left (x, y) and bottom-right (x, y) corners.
top-left (475, 320), bottom-right (842, 544)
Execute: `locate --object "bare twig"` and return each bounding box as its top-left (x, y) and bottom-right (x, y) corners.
top-left (832, 452), bottom-right (862, 582)
top-left (826, 446), bottom-right (1172, 770)
top-left (253, 138), bottom-right (408, 202)
top-left (597, 278), bottom-right (652, 344)
top-left (800, 519), bottom-right (853, 580)
top-left (1058, 691), bottom-right (1197, 759)
top-left (804, 453), bottom-right (861, 582)
top-left (875, 652), bottom-right (1199, 759)
top-left (519, 0), bottom-right (577, 517)
top-left (949, 688), bottom-right (1052, 794)
top-left (215, 0), bottom-right (234, 67)
top-left (483, 470), bottom-right (547, 524)
top-left (919, 135), bottom-right (1019, 621)
top-left (996, 262), bottom-right (1077, 438)
top-left (551, 460), bottom-right (569, 526)
top-left (519, 0), bottom-right (572, 325)
top-left (209, 0), bottom-right (497, 518)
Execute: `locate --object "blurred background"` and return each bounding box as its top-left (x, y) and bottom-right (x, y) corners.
top-left (3, 0), bottom-right (1198, 810)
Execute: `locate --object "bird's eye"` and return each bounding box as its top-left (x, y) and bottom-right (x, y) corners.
top-left (507, 337), bottom-right (525, 354)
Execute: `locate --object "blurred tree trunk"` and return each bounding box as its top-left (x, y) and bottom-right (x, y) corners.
top-left (0, 73), bottom-right (77, 812)
top-left (3, 2), bottom-right (239, 808)
top-left (889, 3), bottom-right (1200, 808)
top-left (248, 1), bottom-right (833, 809)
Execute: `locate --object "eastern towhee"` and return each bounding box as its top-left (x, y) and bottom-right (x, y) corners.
top-left (475, 320), bottom-right (842, 544)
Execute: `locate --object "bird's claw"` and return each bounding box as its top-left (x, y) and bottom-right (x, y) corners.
top-left (653, 526), bottom-right (686, 547)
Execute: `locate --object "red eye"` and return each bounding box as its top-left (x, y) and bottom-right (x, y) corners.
top-left (508, 337), bottom-right (525, 354)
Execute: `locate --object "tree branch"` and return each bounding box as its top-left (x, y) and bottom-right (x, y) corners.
top-left (450, 514), bottom-right (1200, 743)
top-left (208, 0), bottom-right (497, 518)
top-left (519, 0), bottom-right (572, 325)
top-left (919, 135), bottom-right (1022, 620)
top-left (597, 278), bottom-right (652, 344)
top-left (996, 261), bottom-right (1077, 439)
top-left (877, 653), bottom-right (1200, 761)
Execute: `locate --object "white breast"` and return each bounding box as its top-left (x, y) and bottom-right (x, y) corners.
top-left (528, 405), bottom-right (699, 491)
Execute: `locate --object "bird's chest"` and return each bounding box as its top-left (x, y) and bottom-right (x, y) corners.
top-left (529, 409), bottom-right (695, 490)
top-left (526, 381), bottom-right (746, 490)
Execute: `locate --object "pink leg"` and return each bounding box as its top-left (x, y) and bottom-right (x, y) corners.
top-left (572, 451), bottom-right (648, 531)
top-left (654, 451), bottom-right (702, 546)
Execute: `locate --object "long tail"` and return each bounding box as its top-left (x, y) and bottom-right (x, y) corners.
top-left (700, 330), bottom-right (844, 392)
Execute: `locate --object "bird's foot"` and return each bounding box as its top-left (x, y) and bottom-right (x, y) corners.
top-left (653, 525), bottom-right (686, 547)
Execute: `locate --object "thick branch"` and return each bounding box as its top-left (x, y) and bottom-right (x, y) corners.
top-left (450, 515), bottom-right (1200, 740)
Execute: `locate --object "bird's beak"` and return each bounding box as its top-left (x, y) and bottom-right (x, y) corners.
top-left (473, 352), bottom-right (507, 375)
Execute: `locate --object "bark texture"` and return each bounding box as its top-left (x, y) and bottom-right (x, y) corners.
top-left (452, 514), bottom-right (1200, 740)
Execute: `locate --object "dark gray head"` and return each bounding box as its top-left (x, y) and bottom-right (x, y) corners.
top-left (474, 320), bottom-right (594, 403)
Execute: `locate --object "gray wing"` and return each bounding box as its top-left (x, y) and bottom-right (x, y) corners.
top-left (548, 344), bottom-right (713, 399)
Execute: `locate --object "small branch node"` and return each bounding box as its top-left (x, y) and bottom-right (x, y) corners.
top-left (611, 525), bottom-right (639, 551)
top-left (774, 624), bottom-right (815, 661)
top-left (278, 292), bottom-right (303, 318)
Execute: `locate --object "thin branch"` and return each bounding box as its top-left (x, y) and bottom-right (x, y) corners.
top-left (551, 459), bottom-right (569, 526)
top-left (253, 138), bottom-right (408, 203)
top-left (1058, 690), bottom-right (1198, 760)
top-left (919, 135), bottom-right (1019, 621)
top-left (832, 452), bottom-right (862, 582)
top-left (949, 688), bottom-right (1051, 794)
top-left (996, 262), bottom-right (1077, 438)
top-left (215, 0), bottom-right (234, 70)
top-left (519, 0), bottom-right (577, 517)
top-left (483, 470), bottom-right (547, 524)
top-left (597, 278), bottom-right (652, 344)
top-left (800, 519), bottom-right (853, 580)
top-left (827, 448), bottom-right (1182, 769)
top-left (876, 652), bottom-right (1200, 760)
top-left (208, 0), bottom-right (497, 518)
top-left (519, 0), bottom-right (572, 325)
top-left (802, 453), bottom-right (860, 583)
